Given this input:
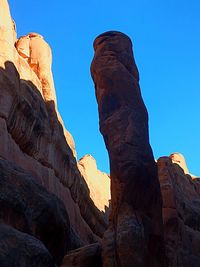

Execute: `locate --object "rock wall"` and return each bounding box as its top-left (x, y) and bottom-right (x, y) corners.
top-left (0, 0), bottom-right (107, 258)
top-left (78, 154), bottom-right (110, 212)
top-left (158, 155), bottom-right (200, 267)
top-left (1, 1), bottom-right (200, 267)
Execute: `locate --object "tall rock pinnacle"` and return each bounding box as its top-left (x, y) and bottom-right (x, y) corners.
top-left (91, 31), bottom-right (165, 267)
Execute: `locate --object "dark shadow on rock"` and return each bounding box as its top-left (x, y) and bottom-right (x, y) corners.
top-left (0, 61), bottom-right (108, 265)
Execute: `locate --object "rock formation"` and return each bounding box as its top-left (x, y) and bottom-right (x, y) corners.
top-left (158, 155), bottom-right (200, 267)
top-left (0, 1), bottom-right (108, 266)
top-left (61, 243), bottom-right (102, 267)
top-left (0, 157), bottom-right (71, 265)
top-left (15, 32), bottom-right (57, 105)
top-left (169, 152), bottom-right (198, 179)
top-left (0, 223), bottom-right (55, 267)
top-left (1, 1), bottom-right (200, 267)
top-left (79, 154), bottom-right (110, 212)
top-left (91, 31), bottom-right (164, 267)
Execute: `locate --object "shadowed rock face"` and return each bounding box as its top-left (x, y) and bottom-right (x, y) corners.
top-left (0, 223), bottom-right (55, 267)
top-left (0, 157), bottom-right (71, 265)
top-left (0, 0), bottom-right (108, 251)
top-left (61, 243), bottom-right (102, 267)
top-left (91, 31), bottom-right (165, 267)
top-left (158, 156), bottom-right (200, 267)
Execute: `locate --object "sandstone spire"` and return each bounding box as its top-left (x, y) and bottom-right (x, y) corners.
top-left (91, 31), bottom-right (165, 267)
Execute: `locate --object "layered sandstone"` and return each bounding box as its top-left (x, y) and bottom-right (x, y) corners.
top-left (91, 31), bottom-right (165, 267)
top-left (0, 1), bottom-right (107, 264)
top-left (78, 154), bottom-right (110, 212)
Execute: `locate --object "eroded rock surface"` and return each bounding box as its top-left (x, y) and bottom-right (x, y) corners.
top-left (91, 31), bottom-right (164, 267)
top-left (0, 223), bottom-right (55, 267)
top-left (0, 0), bottom-right (107, 262)
top-left (0, 157), bottom-right (71, 265)
top-left (158, 156), bottom-right (200, 267)
top-left (61, 243), bottom-right (102, 267)
top-left (16, 33), bottom-right (57, 105)
top-left (79, 154), bottom-right (110, 212)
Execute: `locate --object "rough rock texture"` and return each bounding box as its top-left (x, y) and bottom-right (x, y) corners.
top-left (158, 156), bottom-right (200, 267)
top-left (0, 0), bottom-right (107, 260)
top-left (15, 32), bottom-right (57, 105)
top-left (170, 152), bottom-right (189, 175)
top-left (169, 152), bottom-right (198, 179)
top-left (0, 223), bottom-right (55, 267)
top-left (0, 157), bottom-right (71, 265)
top-left (79, 154), bottom-right (110, 212)
top-left (91, 31), bottom-right (164, 267)
top-left (61, 243), bottom-right (102, 267)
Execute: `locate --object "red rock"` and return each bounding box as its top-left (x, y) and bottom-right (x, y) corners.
top-left (0, 157), bottom-right (72, 265)
top-left (158, 156), bottom-right (200, 266)
top-left (0, 0), bottom-right (107, 260)
top-left (61, 243), bottom-right (102, 267)
top-left (91, 31), bottom-right (165, 267)
top-left (0, 223), bottom-right (55, 267)
top-left (78, 154), bottom-right (110, 212)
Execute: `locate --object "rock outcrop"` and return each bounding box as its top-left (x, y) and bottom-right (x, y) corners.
top-left (0, 1), bottom-right (108, 265)
top-left (61, 243), bottom-right (102, 267)
top-left (1, 1), bottom-right (200, 267)
top-left (15, 32), bottom-right (57, 105)
top-left (158, 155), bottom-right (200, 267)
top-left (0, 223), bottom-right (55, 267)
top-left (78, 154), bottom-right (110, 212)
top-left (91, 31), bottom-right (164, 267)
top-left (0, 157), bottom-right (71, 265)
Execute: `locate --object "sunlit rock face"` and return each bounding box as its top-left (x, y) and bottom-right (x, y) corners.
top-left (78, 154), bottom-right (110, 212)
top-left (170, 152), bottom-right (198, 179)
top-left (158, 156), bottom-right (200, 267)
top-left (91, 31), bottom-right (165, 267)
top-left (16, 33), bottom-right (57, 105)
top-left (0, 1), bottom-right (108, 265)
top-left (170, 152), bottom-right (189, 174)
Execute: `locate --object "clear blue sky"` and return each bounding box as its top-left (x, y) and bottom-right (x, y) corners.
top-left (9, 0), bottom-right (200, 176)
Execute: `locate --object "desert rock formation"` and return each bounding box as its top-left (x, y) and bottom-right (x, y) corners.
top-left (158, 156), bottom-right (200, 266)
top-left (79, 154), bottom-right (110, 212)
top-left (0, 1), bottom-right (108, 266)
top-left (0, 223), bottom-right (55, 267)
top-left (15, 33), bottom-right (57, 105)
top-left (1, 1), bottom-right (200, 267)
top-left (61, 243), bottom-right (102, 267)
top-left (91, 31), bottom-right (165, 267)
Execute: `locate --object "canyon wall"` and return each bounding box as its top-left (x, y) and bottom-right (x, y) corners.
top-left (158, 155), bottom-right (200, 267)
top-left (0, 1), bottom-right (200, 267)
top-left (0, 0), bottom-right (108, 265)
